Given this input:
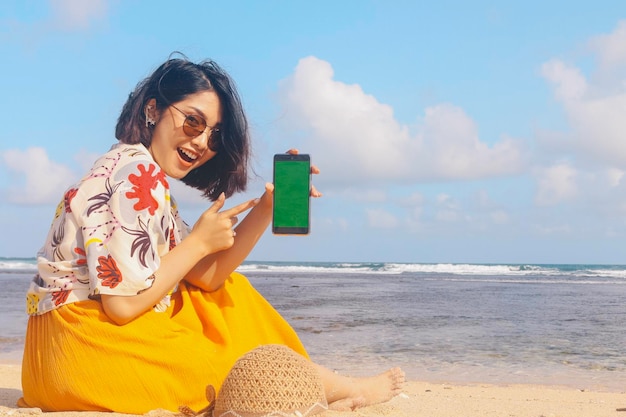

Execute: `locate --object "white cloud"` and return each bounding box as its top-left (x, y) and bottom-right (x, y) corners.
top-left (490, 210), bottom-right (509, 225)
top-left (278, 56), bottom-right (526, 186)
top-left (366, 208), bottom-right (399, 229)
top-left (533, 162), bottom-right (578, 206)
top-left (339, 188), bottom-right (388, 203)
top-left (532, 20), bottom-right (626, 223)
top-left (418, 104), bottom-right (525, 180)
top-left (541, 21), bottom-right (626, 167)
top-left (405, 206), bottom-right (424, 230)
top-left (278, 56), bottom-right (411, 183)
top-left (471, 190), bottom-right (510, 225)
top-left (547, 73), bottom-right (626, 166)
top-left (605, 168), bottom-right (625, 187)
top-left (73, 149), bottom-right (100, 173)
top-left (399, 192), bottom-right (424, 206)
top-left (588, 20), bottom-right (626, 70)
top-left (49, 0), bottom-right (108, 30)
top-left (436, 193), bottom-right (461, 209)
top-left (434, 193), bottom-right (463, 222)
top-left (532, 223), bottom-right (572, 236)
top-left (316, 217), bottom-right (350, 232)
top-left (398, 192), bottom-right (425, 231)
top-left (541, 59), bottom-right (587, 101)
top-left (1, 147), bottom-right (76, 205)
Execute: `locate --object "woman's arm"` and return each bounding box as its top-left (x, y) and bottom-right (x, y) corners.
top-left (183, 184), bottom-right (274, 291)
top-left (185, 156), bottom-right (322, 292)
top-left (101, 195), bottom-right (259, 325)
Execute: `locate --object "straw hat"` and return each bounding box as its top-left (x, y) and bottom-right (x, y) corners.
top-left (180, 344), bottom-right (328, 417)
top-left (214, 344), bottom-right (328, 417)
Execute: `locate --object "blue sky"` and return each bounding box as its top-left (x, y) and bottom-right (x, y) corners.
top-left (1, 0), bottom-right (626, 264)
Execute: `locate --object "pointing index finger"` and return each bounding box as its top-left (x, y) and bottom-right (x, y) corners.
top-left (207, 193), bottom-right (226, 213)
top-left (220, 198), bottom-right (260, 218)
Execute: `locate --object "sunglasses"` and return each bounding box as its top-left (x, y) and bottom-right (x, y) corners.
top-left (170, 104), bottom-right (221, 151)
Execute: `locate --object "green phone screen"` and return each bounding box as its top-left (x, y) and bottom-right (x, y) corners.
top-left (273, 155), bottom-right (310, 234)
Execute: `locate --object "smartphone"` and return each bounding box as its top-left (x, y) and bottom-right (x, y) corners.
top-left (272, 153), bottom-right (311, 235)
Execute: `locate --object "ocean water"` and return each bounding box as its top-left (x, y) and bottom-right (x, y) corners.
top-left (2, 258), bottom-right (625, 391)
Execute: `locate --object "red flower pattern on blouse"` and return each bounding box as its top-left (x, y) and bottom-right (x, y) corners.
top-left (64, 188), bottom-right (78, 213)
top-left (97, 255), bottom-right (123, 288)
top-left (125, 164), bottom-right (168, 215)
top-left (52, 290), bottom-right (71, 306)
top-left (74, 247), bottom-right (87, 266)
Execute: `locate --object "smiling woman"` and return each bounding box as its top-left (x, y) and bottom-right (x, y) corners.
top-left (115, 57), bottom-right (250, 200)
top-left (146, 90), bottom-right (223, 179)
top-left (19, 53), bottom-right (405, 415)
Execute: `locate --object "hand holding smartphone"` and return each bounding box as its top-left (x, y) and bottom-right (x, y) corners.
top-left (272, 153), bottom-right (311, 235)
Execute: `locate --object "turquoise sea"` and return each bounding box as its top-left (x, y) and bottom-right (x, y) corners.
top-left (2, 258), bottom-right (625, 391)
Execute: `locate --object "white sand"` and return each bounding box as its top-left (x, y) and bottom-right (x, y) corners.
top-left (2, 363), bottom-right (625, 417)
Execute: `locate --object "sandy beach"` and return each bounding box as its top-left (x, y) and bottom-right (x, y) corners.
top-left (1, 363), bottom-right (625, 417)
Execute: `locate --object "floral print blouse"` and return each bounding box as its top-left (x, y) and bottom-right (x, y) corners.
top-left (27, 143), bottom-right (189, 315)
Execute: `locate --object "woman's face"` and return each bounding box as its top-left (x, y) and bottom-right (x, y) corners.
top-left (147, 90), bottom-right (222, 179)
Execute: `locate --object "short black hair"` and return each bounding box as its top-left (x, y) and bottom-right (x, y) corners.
top-left (115, 53), bottom-right (250, 200)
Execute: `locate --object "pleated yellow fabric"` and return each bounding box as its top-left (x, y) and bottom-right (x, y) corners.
top-left (21, 272), bottom-right (308, 414)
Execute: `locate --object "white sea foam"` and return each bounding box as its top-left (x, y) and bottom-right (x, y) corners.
top-left (236, 263), bottom-right (379, 274)
top-left (0, 259), bottom-right (37, 273)
top-left (2, 258), bottom-right (626, 281)
top-left (237, 261), bottom-right (626, 280)
top-left (381, 263), bottom-right (531, 275)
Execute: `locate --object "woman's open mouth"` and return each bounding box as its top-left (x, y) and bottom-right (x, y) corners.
top-left (178, 148), bottom-right (198, 164)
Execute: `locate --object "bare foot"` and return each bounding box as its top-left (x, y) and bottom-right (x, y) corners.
top-left (328, 367), bottom-right (405, 411)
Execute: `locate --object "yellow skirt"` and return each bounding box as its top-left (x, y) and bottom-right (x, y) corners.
top-left (21, 272), bottom-right (307, 414)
